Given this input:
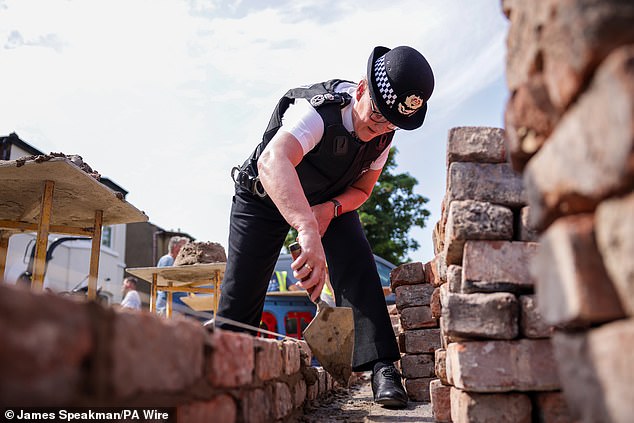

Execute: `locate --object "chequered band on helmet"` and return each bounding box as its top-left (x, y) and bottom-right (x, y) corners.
top-left (374, 55), bottom-right (397, 108)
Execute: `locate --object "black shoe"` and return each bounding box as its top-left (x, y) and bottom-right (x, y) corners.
top-left (371, 364), bottom-right (408, 408)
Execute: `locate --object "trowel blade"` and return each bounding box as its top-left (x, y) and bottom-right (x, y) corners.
top-left (303, 305), bottom-right (354, 387)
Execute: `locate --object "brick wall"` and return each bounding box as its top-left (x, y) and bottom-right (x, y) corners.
top-left (502, 0), bottom-right (634, 422)
top-left (0, 284), bottom-right (338, 422)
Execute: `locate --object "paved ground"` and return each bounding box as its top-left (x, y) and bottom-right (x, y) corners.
top-left (298, 373), bottom-right (434, 422)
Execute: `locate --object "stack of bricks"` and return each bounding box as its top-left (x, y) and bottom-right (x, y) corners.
top-left (0, 283), bottom-right (338, 423)
top-left (390, 261), bottom-right (441, 402)
top-left (427, 126), bottom-right (572, 422)
top-left (503, 1), bottom-right (634, 422)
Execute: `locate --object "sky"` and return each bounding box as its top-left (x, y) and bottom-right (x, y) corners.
top-left (0, 0), bottom-right (510, 264)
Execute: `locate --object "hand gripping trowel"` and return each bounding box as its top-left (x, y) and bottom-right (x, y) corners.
top-left (289, 242), bottom-right (354, 386)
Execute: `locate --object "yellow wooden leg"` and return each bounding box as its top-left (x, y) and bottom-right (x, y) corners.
top-left (32, 180), bottom-right (55, 292)
top-left (0, 231), bottom-right (11, 283)
top-left (88, 210), bottom-right (103, 301)
top-left (167, 283), bottom-right (173, 318)
top-left (150, 273), bottom-right (157, 312)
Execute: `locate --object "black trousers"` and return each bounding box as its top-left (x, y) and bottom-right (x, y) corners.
top-left (217, 188), bottom-right (400, 371)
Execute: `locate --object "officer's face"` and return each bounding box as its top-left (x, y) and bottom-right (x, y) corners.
top-left (353, 82), bottom-right (397, 141)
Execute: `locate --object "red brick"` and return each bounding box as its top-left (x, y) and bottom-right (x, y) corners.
top-left (292, 378), bottom-right (307, 408)
top-left (533, 214), bottom-right (625, 327)
top-left (239, 387), bottom-right (272, 423)
top-left (111, 311), bottom-right (205, 398)
top-left (443, 292), bottom-right (518, 340)
top-left (462, 241), bottom-right (537, 294)
top-left (595, 192), bottom-right (634, 315)
top-left (399, 329), bottom-right (441, 354)
top-left (296, 340), bottom-right (312, 367)
top-left (208, 330), bottom-right (254, 388)
top-left (447, 265), bottom-right (462, 293)
top-left (177, 395), bottom-right (237, 423)
top-left (253, 338), bottom-right (282, 381)
top-left (447, 339), bottom-right (560, 393)
top-left (524, 46), bottom-right (634, 230)
top-left (430, 253), bottom-right (447, 287)
top-left (434, 348), bottom-right (448, 386)
top-left (404, 377), bottom-right (434, 402)
top-left (519, 206), bottom-right (539, 241)
top-left (430, 288), bottom-right (442, 319)
top-left (447, 162), bottom-right (526, 208)
top-left (450, 388), bottom-right (531, 423)
top-left (272, 382), bottom-right (293, 419)
top-left (444, 200), bottom-right (514, 265)
top-left (395, 284), bottom-right (435, 310)
top-left (390, 262), bottom-right (425, 289)
top-left (519, 295), bottom-right (553, 338)
top-left (552, 319), bottom-right (634, 423)
top-left (430, 379), bottom-right (452, 422)
top-left (400, 306), bottom-right (437, 330)
top-left (446, 126), bottom-right (507, 165)
top-left (534, 391), bottom-right (575, 423)
top-left (281, 340), bottom-right (301, 375)
top-left (401, 353), bottom-right (435, 379)
top-left (0, 285), bottom-right (92, 406)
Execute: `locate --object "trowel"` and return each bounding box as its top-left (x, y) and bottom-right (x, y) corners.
top-left (290, 242), bottom-right (354, 386)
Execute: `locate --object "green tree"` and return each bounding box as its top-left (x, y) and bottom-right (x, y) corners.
top-left (284, 147), bottom-right (430, 264)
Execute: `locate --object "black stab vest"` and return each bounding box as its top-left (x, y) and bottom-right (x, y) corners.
top-left (240, 79), bottom-right (393, 205)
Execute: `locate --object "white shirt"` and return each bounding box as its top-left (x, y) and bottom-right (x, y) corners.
top-left (121, 290), bottom-right (142, 310)
top-left (279, 81), bottom-right (392, 171)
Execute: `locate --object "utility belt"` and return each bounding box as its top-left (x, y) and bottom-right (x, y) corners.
top-left (231, 165), bottom-right (268, 198)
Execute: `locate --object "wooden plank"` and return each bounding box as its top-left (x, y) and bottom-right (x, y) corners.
top-left (0, 230), bottom-right (12, 283)
top-left (166, 283), bottom-right (173, 318)
top-left (31, 180), bottom-right (55, 292)
top-left (0, 220), bottom-right (93, 236)
top-left (159, 286), bottom-right (216, 293)
top-left (126, 263), bottom-right (226, 286)
top-left (150, 273), bottom-right (157, 313)
top-left (87, 210), bottom-right (103, 300)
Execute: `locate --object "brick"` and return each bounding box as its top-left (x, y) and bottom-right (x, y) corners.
top-left (450, 388), bottom-right (531, 423)
top-left (446, 126), bottom-right (507, 165)
top-left (177, 395), bottom-right (237, 423)
top-left (504, 75), bottom-right (557, 171)
top-left (444, 341), bottom-right (454, 385)
top-left (519, 295), bottom-right (553, 339)
top-left (434, 348), bottom-right (448, 385)
top-left (447, 339), bottom-right (560, 393)
top-left (297, 340), bottom-right (312, 367)
top-left (446, 162), bottom-right (526, 208)
top-left (112, 311), bottom-right (205, 398)
top-left (443, 292), bottom-right (519, 340)
top-left (272, 382), bottom-right (293, 419)
top-left (306, 380), bottom-right (318, 401)
top-left (401, 353), bottom-right (435, 379)
top-left (399, 329), bottom-right (442, 354)
top-left (253, 338), bottom-right (282, 381)
top-left (430, 288), bottom-right (442, 319)
top-left (447, 265), bottom-right (462, 293)
top-left (444, 200), bottom-right (514, 265)
top-left (462, 241), bottom-right (538, 294)
top-left (400, 306), bottom-right (437, 330)
top-left (395, 284), bottom-right (435, 310)
top-left (429, 253), bottom-right (447, 287)
top-left (534, 391), bottom-right (575, 423)
top-left (423, 260), bottom-right (434, 284)
top-left (524, 46), bottom-right (634, 230)
top-left (506, 0), bottom-right (634, 110)
top-left (0, 285), bottom-right (92, 406)
top-left (519, 206), bottom-right (539, 241)
top-left (533, 214), bottom-right (625, 327)
top-left (404, 377), bottom-right (433, 402)
top-left (595, 192), bottom-right (634, 315)
top-left (208, 330), bottom-right (254, 388)
top-left (430, 379), bottom-right (452, 422)
top-left (390, 262), bottom-right (425, 289)
top-left (239, 388), bottom-right (272, 423)
top-left (282, 340), bottom-right (301, 375)
top-left (317, 368), bottom-right (327, 395)
top-left (433, 219), bottom-right (444, 255)
top-left (292, 379), bottom-right (307, 408)
top-left (552, 319), bottom-right (634, 423)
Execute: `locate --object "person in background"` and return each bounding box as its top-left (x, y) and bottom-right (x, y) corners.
top-left (120, 276), bottom-right (141, 310)
top-left (219, 45), bottom-right (434, 408)
top-left (155, 235), bottom-right (188, 314)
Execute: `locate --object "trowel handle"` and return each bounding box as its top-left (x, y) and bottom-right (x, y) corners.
top-left (289, 242), bottom-right (323, 306)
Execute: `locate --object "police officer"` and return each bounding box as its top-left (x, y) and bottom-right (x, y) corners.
top-left (219, 45), bottom-right (434, 408)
